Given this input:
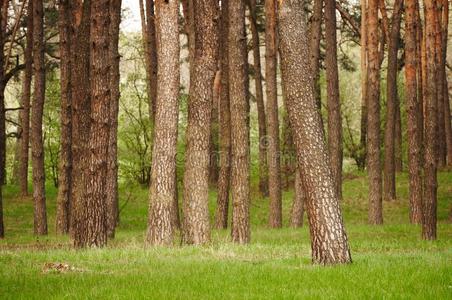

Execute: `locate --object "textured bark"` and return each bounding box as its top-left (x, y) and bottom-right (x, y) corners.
top-left (359, 0), bottom-right (368, 171)
top-left (0, 0), bottom-right (5, 238)
top-left (215, 0), bottom-right (231, 230)
top-left (277, 0), bottom-right (351, 264)
top-left (310, 0), bottom-right (323, 112)
top-left (440, 0), bottom-right (451, 166)
top-left (70, 0), bottom-right (92, 246)
top-left (435, 1), bottom-right (446, 168)
top-left (31, 0), bottom-right (47, 235)
top-left (290, 169), bottom-right (305, 228)
top-left (146, 0), bottom-right (180, 246)
top-left (265, 0), bottom-right (282, 228)
top-left (229, 0), bottom-right (250, 244)
top-left (18, 0), bottom-right (33, 197)
top-left (325, 0), bottom-right (343, 200)
top-left (248, 0), bottom-right (268, 197)
top-left (422, 0), bottom-right (438, 240)
top-left (383, 0), bottom-right (403, 202)
top-left (405, 0), bottom-right (423, 224)
top-left (183, 0), bottom-right (219, 245)
top-left (106, 0), bottom-right (122, 239)
top-left (366, 0), bottom-right (383, 225)
top-left (394, 97), bottom-right (403, 172)
top-left (56, 0), bottom-right (73, 235)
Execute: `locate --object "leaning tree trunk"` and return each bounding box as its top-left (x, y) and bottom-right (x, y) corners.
top-left (146, 0), bottom-right (180, 246)
top-left (229, 0), bottom-right (250, 244)
top-left (106, 0), bottom-right (122, 239)
top-left (265, 0), bottom-right (282, 228)
top-left (215, 0), bottom-right (231, 230)
top-left (31, 0), bottom-right (47, 236)
top-left (383, 0), bottom-right (403, 202)
top-left (422, 0), bottom-right (438, 240)
top-left (405, 0), bottom-right (423, 224)
top-left (325, 0), bottom-right (343, 200)
top-left (56, 0), bottom-right (73, 235)
top-left (182, 0), bottom-right (219, 245)
top-left (18, 0), bottom-right (33, 197)
top-left (277, 0), bottom-right (352, 264)
top-left (0, 1), bottom-right (5, 238)
top-left (367, 0), bottom-right (383, 225)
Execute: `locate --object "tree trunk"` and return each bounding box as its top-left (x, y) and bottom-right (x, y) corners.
top-left (394, 96), bottom-right (403, 172)
top-left (0, 0), bottom-right (6, 238)
top-left (70, 0), bottom-right (92, 246)
top-left (248, 0), bottom-right (268, 197)
top-left (265, 0), bottom-right (282, 228)
top-left (310, 0), bottom-right (323, 113)
top-left (56, 0), bottom-right (73, 235)
top-left (215, 0), bottom-right (231, 230)
top-left (422, 0), bottom-right (438, 240)
top-left (435, 1), bottom-right (446, 168)
top-left (146, 0), bottom-right (180, 246)
top-left (367, 0), bottom-right (383, 224)
top-left (31, 0), bottom-right (47, 236)
top-left (440, 0), bottom-right (451, 166)
top-left (229, 0), bottom-right (250, 244)
top-left (106, 0), bottom-right (122, 239)
top-left (405, 0), bottom-right (423, 224)
top-left (325, 0), bottom-right (343, 200)
top-left (18, 0), bottom-right (33, 197)
top-left (290, 169), bottom-right (305, 228)
top-left (182, 0), bottom-right (219, 245)
top-left (277, 0), bottom-right (352, 264)
top-left (383, 0), bottom-right (403, 202)
top-left (359, 0), bottom-right (368, 171)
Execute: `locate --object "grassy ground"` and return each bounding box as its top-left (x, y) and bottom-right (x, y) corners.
top-left (1, 172), bottom-right (451, 299)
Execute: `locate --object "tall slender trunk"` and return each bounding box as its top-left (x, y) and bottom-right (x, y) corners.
top-left (310, 0), bottom-right (323, 114)
top-left (229, 0), bottom-right (250, 244)
top-left (56, 0), bottom-right (73, 234)
top-left (359, 0), bottom-right (368, 171)
top-left (106, 0), bottom-right (122, 239)
top-left (440, 0), bottom-right (451, 166)
top-left (422, 0), bottom-right (438, 240)
top-left (248, 0), bottom-right (268, 197)
top-left (70, 0), bottom-right (92, 246)
top-left (383, 0), bottom-right (403, 202)
top-left (278, 0), bottom-right (351, 264)
top-left (435, 1), bottom-right (446, 168)
top-left (146, 0), bottom-right (180, 246)
top-left (18, 0), bottom-right (33, 196)
top-left (0, 0), bottom-right (6, 238)
top-left (183, 0), bottom-right (219, 245)
top-left (367, 0), bottom-right (383, 224)
top-left (31, 0), bottom-right (47, 235)
top-left (405, 0), bottom-right (423, 224)
top-left (290, 170), bottom-right (305, 228)
top-left (265, 0), bottom-right (282, 228)
top-left (215, 0), bottom-right (231, 229)
top-left (325, 0), bottom-right (343, 200)
top-left (394, 97), bottom-right (403, 172)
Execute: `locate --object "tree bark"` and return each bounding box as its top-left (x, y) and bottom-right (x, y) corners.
top-left (56, 0), bottom-right (73, 235)
top-left (290, 170), bottom-right (305, 228)
top-left (70, 0), bottom-right (92, 247)
top-left (229, 0), bottom-right (250, 244)
top-left (18, 0), bottom-right (33, 197)
top-left (422, 0), bottom-right (438, 240)
top-left (215, 0), bottom-right (231, 230)
top-left (183, 0), bottom-right (219, 245)
top-left (405, 0), bottom-right (423, 224)
top-left (359, 0), bottom-right (368, 171)
top-left (146, 0), bottom-right (180, 246)
top-left (277, 0), bottom-right (352, 264)
top-left (383, 0), bottom-right (403, 202)
top-left (435, 0), bottom-right (446, 168)
top-left (440, 0), bottom-right (451, 166)
top-left (248, 0), bottom-right (268, 197)
top-left (265, 0), bottom-right (282, 228)
top-left (394, 96), bottom-right (403, 172)
top-left (106, 0), bottom-right (122, 239)
top-left (310, 0), bottom-right (323, 114)
top-left (31, 0), bottom-right (47, 236)
top-left (325, 0), bottom-right (343, 200)
top-left (367, 0), bottom-right (383, 225)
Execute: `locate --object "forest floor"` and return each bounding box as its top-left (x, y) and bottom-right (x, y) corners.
top-left (0, 171), bottom-right (451, 299)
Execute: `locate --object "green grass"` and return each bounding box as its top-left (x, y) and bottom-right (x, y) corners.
top-left (1, 172), bottom-right (451, 299)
